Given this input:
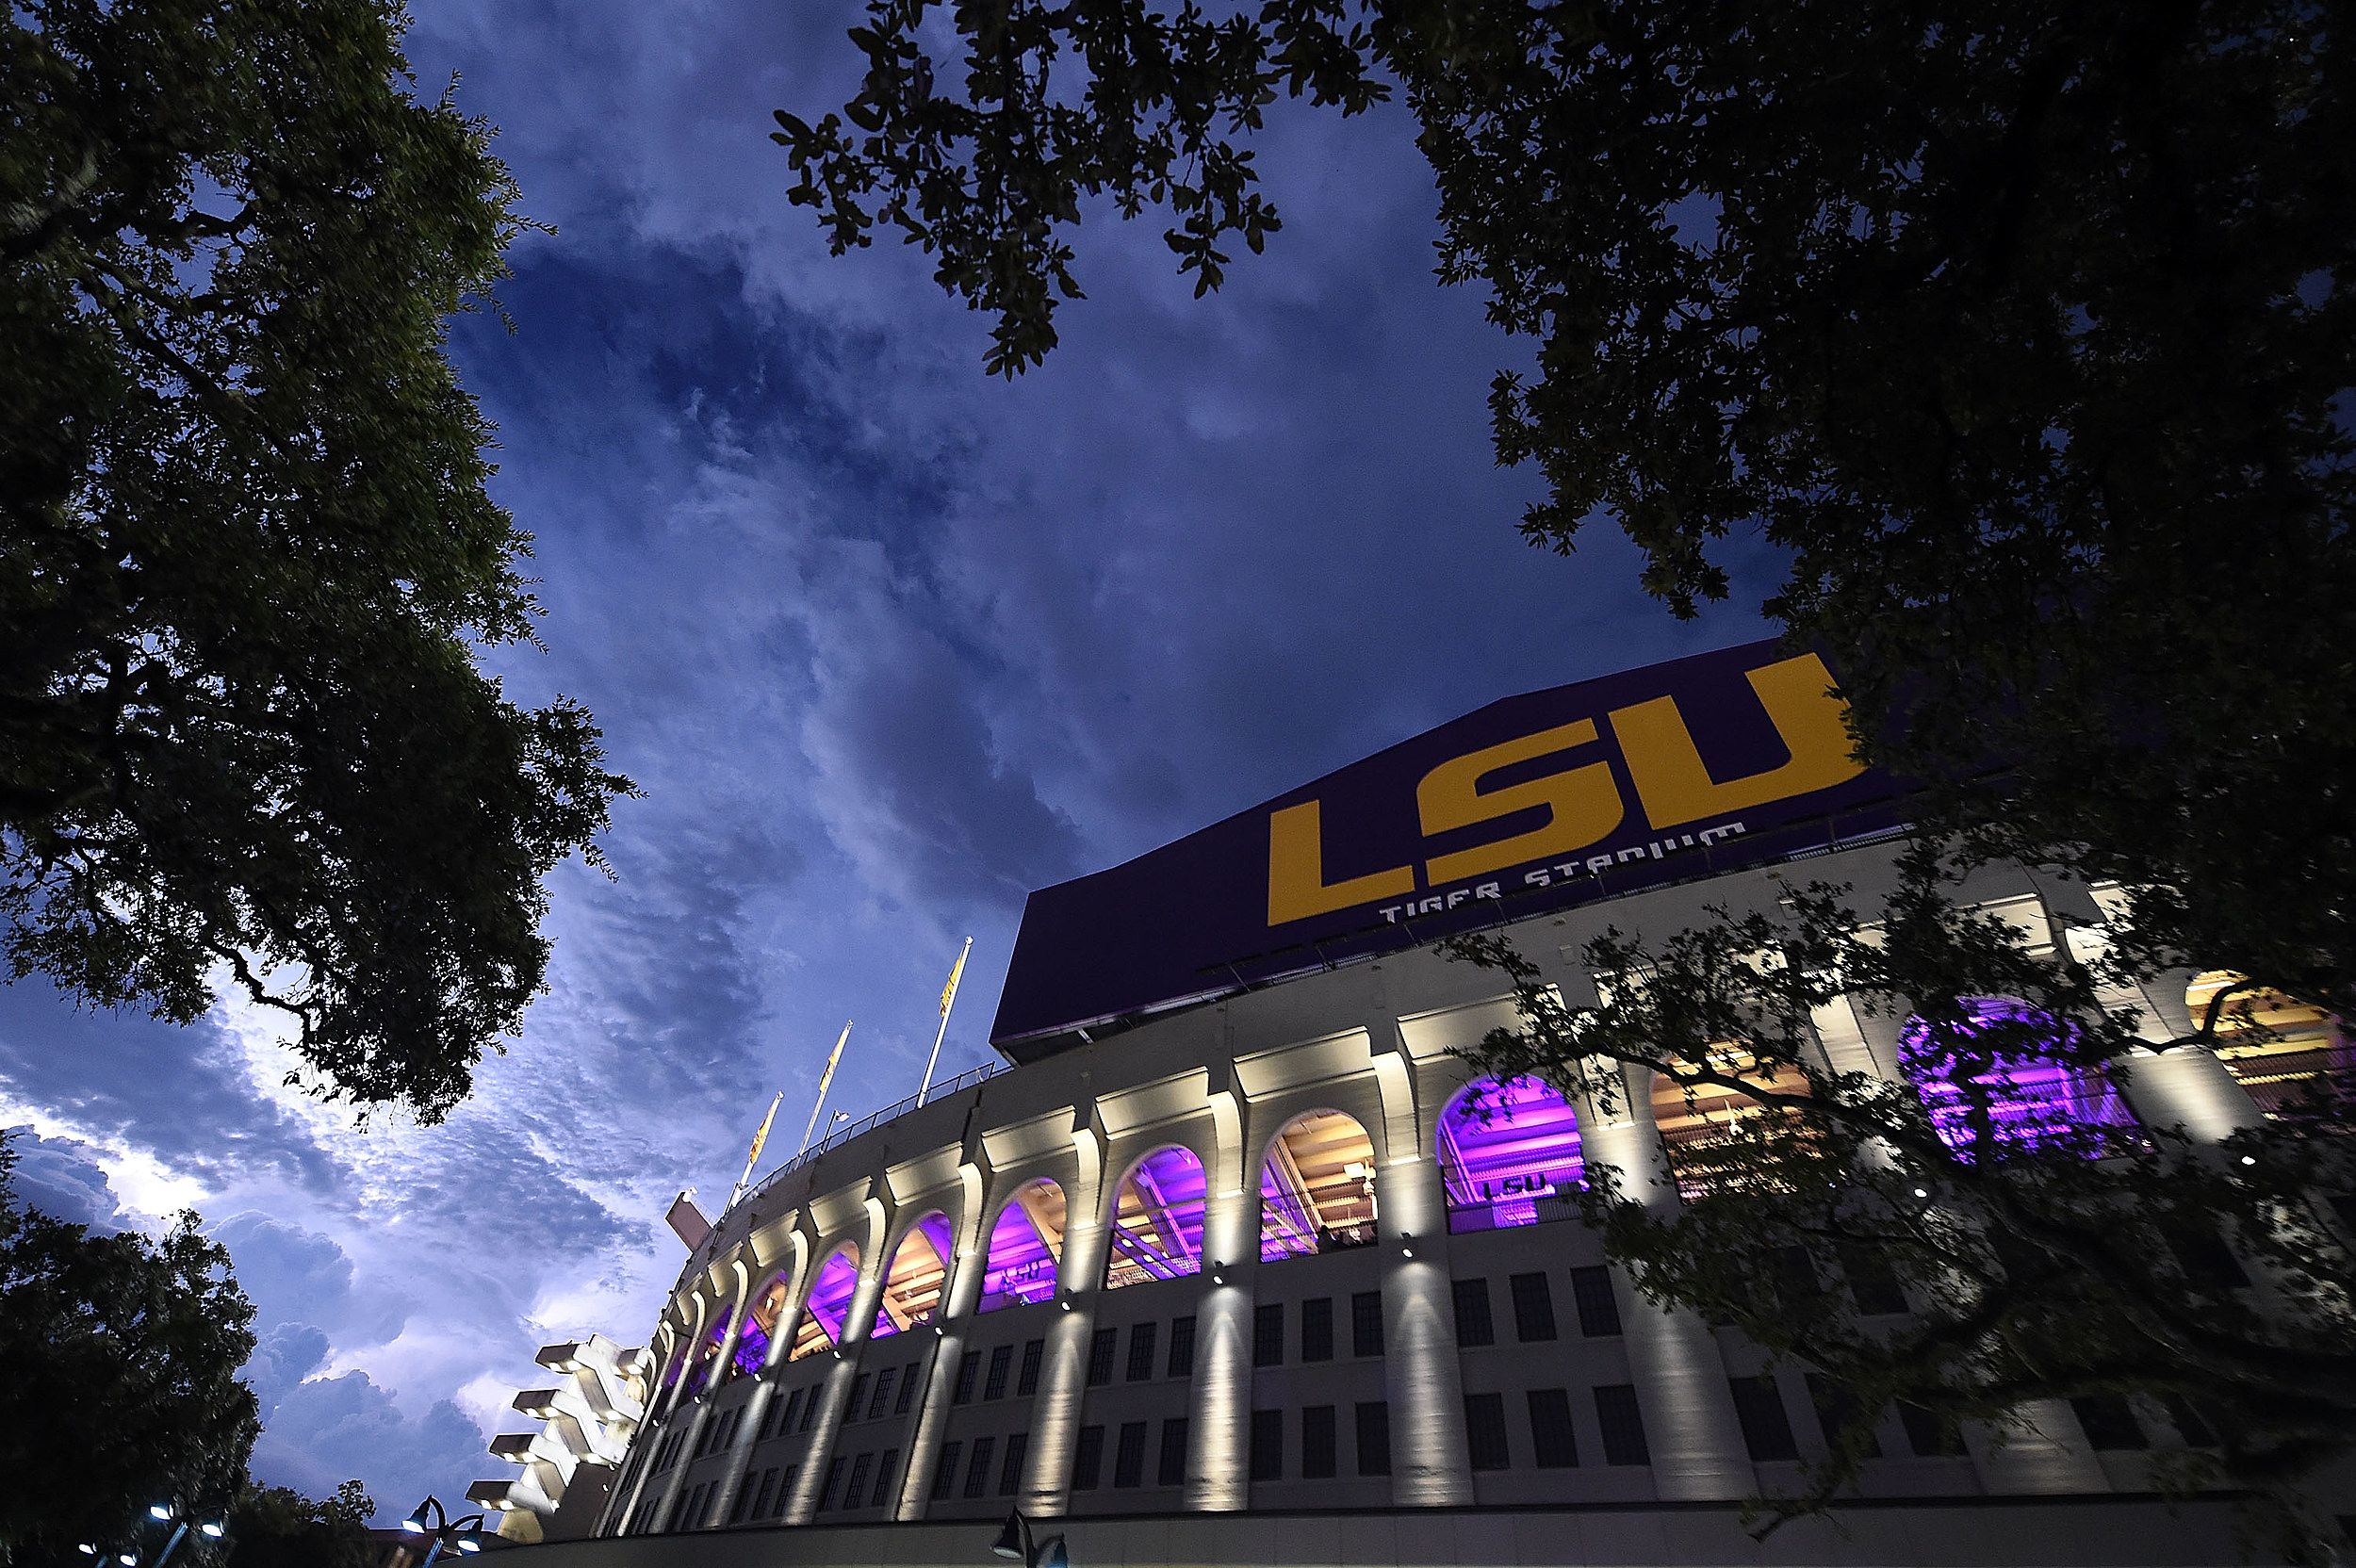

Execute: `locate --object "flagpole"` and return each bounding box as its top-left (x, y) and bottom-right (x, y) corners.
top-left (728, 1089), bottom-right (783, 1211)
top-left (919, 937), bottom-right (973, 1107)
top-left (798, 1021), bottom-right (854, 1156)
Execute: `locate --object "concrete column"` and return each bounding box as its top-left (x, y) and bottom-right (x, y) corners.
top-left (1376, 1144), bottom-right (1473, 1505)
top-left (1581, 1068), bottom-right (1754, 1500)
top-left (689, 1272), bottom-right (754, 1528)
top-left (644, 1298), bottom-right (720, 1533)
top-left (2110, 966), bottom-right (2266, 1140)
top-left (1022, 1126), bottom-right (1112, 1515)
top-left (784, 1242), bottom-right (892, 1525)
top-left (897, 1179), bottom-right (990, 1520)
top-left (701, 1379), bottom-right (776, 1527)
top-left (597, 1330), bottom-right (682, 1537)
top-left (1185, 1091), bottom-right (1253, 1511)
top-left (1964, 1403), bottom-right (2108, 1494)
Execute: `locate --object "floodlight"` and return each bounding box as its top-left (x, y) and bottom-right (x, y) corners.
top-left (990, 1511), bottom-right (1026, 1560)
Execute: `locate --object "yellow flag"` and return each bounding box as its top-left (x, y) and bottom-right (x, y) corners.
top-left (745, 1090), bottom-right (780, 1168)
top-left (940, 939), bottom-right (971, 1017)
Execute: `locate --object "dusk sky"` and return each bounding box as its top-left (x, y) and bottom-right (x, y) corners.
top-left (1, 0), bottom-right (1779, 1520)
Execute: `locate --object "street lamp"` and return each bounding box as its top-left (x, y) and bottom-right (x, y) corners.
top-left (990, 1509), bottom-right (1069, 1568)
top-left (136, 1502), bottom-right (231, 1566)
top-left (401, 1496), bottom-right (488, 1565)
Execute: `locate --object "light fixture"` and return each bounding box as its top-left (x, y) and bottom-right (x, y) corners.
top-left (1059, 1298), bottom-right (1072, 1311)
top-left (2240, 1154), bottom-right (2258, 1166)
top-left (199, 1524), bottom-right (225, 1540)
top-left (1912, 1187), bottom-right (1929, 1199)
top-left (401, 1502), bottom-right (431, 1534)
top-left (76, 1546), bottom-right (96, 1558)
top-left (119, 1555), bottom-right (137, 1566)
top-left (149, 1505), bottom-right (172, 1521)
top-left (990, 1512), bottom-right (1026, 1560)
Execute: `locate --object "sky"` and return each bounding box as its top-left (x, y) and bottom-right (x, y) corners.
top-left (1, 0), bottom-right (1777, 1523)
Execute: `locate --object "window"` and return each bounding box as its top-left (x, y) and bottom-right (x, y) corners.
top-left (1569, 1266), bottom-right (1621, 1337)
top-left (1351, 1291), bottom-right (1384, 1357)
top-left (844, 1453), bottom-right (875, 1511)
top-left (869, 1368), bottom-right (896, 1420)
top-left (817, 1459), bottom-right (845, 1511)
top-left (1453, 1279), bottom-right (1495, 1348)
top-left (1254, 1302), bottom-right (1285, 1366)
top-left (798, 1386), bottom-right (822, 1432)
top-left (1594, 1385), bottom-right (1649, 1465)
top-left (931, 1442), bottom-right (962, 1501)
top-left (1301, 1405), bottom-right (1337, 1478)
top-left (1729, 1376), bottom-right (1799, 1462)
top-left (1113, 1421), bottom-right (1149, 1488)
top-left (1510, 1273), bottom-right (1558, 1342)
top-left (1896, 1401), bottom-right (1961, 1457)
top-left (1300, 1298), bottom-right (1333, 1362)
top-left (756, 1399), bottom-right (778, 1442)
top-left (985, 1344), bottom-right (1013, 1400)
top-left (751, 1467), bottom-right (778, 1519)
top-left (999, 1432), bottom-right (1030, 1494)
top-left (1354, 1402), bottom-right (1392, 1476)
top-left (729, 1475), bottom-right (753, 1523)
top-left (1464, 1392), bottom-right (1511, 1471)
top-left (1251, 1408), bottom-right (1284, 1481)
top-left (1528, 1389), bottom-right (1579, 1468)
top-left (847, 1374), bottom-right (871, 1422)
top-left (1072, 1426), bottom-right (1106, 1490)
top-left (1838, 1242), bottom-right (1909, 1316)
top-left (1805, 1374), bottom-right (1882, 1458)
top-left (1019, 1339), bottom-right (1044, 1396)
top-left (2071, 1395), bottom-right (2149, 1451)
top-left (872, 1448), bottom-right (899, 1509)
top-left (1440, 1076), bottom-right (1585, 1233)
top-left (1158, 1418), bottom-right (1189, 1486)
top-left (964, 1436), bottom-right (996, 1499)
top-left (1128, 1321), bottom-right (1159, 1381)
top-left (1087, 1328), bottom-right (1119, 1386)
top-left (679, 1482), bottom-right (705, 1529)
top-left (2166, 1394), bottom-right (2218, 1447)
top-left (1167, 1315), bottom-right (1197, 1378)
top-left (953, 1351), bottom-right (981, 1404)
top-left (898, 1362), bottom-right (922, 1413)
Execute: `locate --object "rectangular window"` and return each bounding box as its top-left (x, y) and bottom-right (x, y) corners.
top-left (954, 1351), bottom-right (982, 1405)
top-left (1594, 1385), bottom-right (1650, 1465)
top-left (1301, 1405), bottom-right (1337, 1479)
top-left (931, 1442), bottom-right (962, 1501)
top-left (1528, 1389), bottom-right (1579, 1468)
top-left (1113, 1421), bottom-right (1149, 1488)
top-left (1072, 1426), bottom-right (1106, 1491)
top-left (872, 1448), bottom-right (898, 1509)
top-left (751, 1467), bottom-right (777, 1520)
top-left (999, 1431), bottom-right (1030, 1494)
top-left (1729, 1376), bottom-right (1800, 1462)
top-left (1805, 1374), bottom-right (1882, 1459)
top-left (817, 1459), bottom-right (845, 1511)
top-left (1019, 1339), bottom-right (1045, 1397)
top-left (799, 1386), bottom-right (821, 1433)
top-left (964, 1435), bottom-right (996, 1499)
top-left (1300, 1298), bottom-right (1333, 1363)
top-left (1253, 1302), bottom-right (1285, 1367)
top-left (1128, 1321), bottom-right (1160, 1382)
top-left (869, 1368), bottom-right (896, 1420)
top-left (1351, 1291), bottom-right (1384, 1357)
top-left (2166, 1394), bottom-right (2218, 1447)
top-left (679, 1482), bottom-right (705, 1530)
top-left (985, 1344), bottom-right (1014, 1400)
top-left (844, 1453), bottom-right (875, 1511)
top-left (1510, 1272), bottom-right (1559, 1342)
top-left (1453, 1279), bottom-right (1495, 1347)
top-left (1354, 1401), bottom-right (1392, 1476)
top-left (1251, 1409), bottom-right (1284, 1482)
top-left (756, 1399), bottom-right (778, 1442)
top-left (1087, 1328), bottom-right (1119, 1386)
top-left (729, 1475), bottom-right (753, 1523)
top-left (774, 1464), bottom-right (797, 1516)
top-left (1157, 1418), bottom-right (1189, 1486)
top-left (898, 1363), bottom-right (922, 1413)
top-left (1838, 1241), bottom-right (1910, 1316)
top-left (1897, 1400), bottom-right (1961, 1457)
top-left (1569, 1266), bottom-right (1622, 1337)
top-left (1464, 1392), bottom-right (1511, 1471)
top-left (1167, 1315), bottom-right (1197, 1378)
top-left (847, 1374), bottom-right (871, 1422)
top-left (2070, 1395), bottom-right (2150, 1451)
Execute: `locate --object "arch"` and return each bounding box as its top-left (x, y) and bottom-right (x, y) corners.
top-left (871, 1212), bottom-right (955, 1337)
top-left (1104, 1145), bottom-right (1208, 1290)
top-left (1901, 995), bottom-right (2137, 1154)
top-left (980, 1178), bottom-right (1066, 1313)
top-left (791, 1244), bottom-right (861, 1361)
top-left (1258, 1109), bottom-right (1379, 1261)
top-left (736, 1270), bottom-right (794, 1376)
top-left (1437, 1076), bottom-right (1584, 1234)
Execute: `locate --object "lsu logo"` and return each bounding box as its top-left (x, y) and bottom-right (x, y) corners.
top-left (1266, 653), bottom-right (1862, 927)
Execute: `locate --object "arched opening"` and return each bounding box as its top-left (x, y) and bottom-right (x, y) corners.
top-left (791, 1245), bottom-right (861, 1361)
top-left (734, 1273), bottom-right (792, 1377)
top-left (1902, 996), bottom-right (2137, 1155)
top-left (1651, 1051), bottom-right (1817, 1200)
top-left (1439, 1077), bottom-right (1584, 1233)
top-left (2191, 970), bottom-right (2356, 1122)
top-left (981, 1179), bottom-right (1065, 1313)
top-left (1104, 1146), bottom-right (1207, 1289)
top-left (1259, 1110), bottom-right (1378, 1260)
top-left (872, 1213), bottom-right (954, 1337)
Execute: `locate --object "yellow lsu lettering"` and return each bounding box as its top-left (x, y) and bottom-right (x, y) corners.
top-left (1266, 653), bottom-right (1864, 928)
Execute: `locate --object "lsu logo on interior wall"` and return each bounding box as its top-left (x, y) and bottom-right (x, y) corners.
top-left (990, 640), bottom-right (1913, 1055)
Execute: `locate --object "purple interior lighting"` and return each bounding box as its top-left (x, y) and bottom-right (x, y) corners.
top-left (1260, 1159), bottom-right (1319, 1262)
top-left (1104, 1146), bottom-right (1207, 1289)
top-left (802, 1248), bottom-right (861, 1348)
top-left (731, 1319), bottom-right (769, 1378)
top-left (1438, 1077), bottom-right (1585, 1234)
top-left (981, 1181), bottom-right (1063, 1313)
top-left (1904, 997), bottom-right (2138, 1156)
top-left (872, 1211), bottom-right (955, 1338)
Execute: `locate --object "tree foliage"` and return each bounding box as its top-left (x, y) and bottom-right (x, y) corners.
top-left (227, 1479), bottom-right (378, 1568)
top-left (3, 0), bottom-right (634, 1121)
top-left (0, 1138), bottom-right (259, 1562)
top-left (774, 0), bottom-right (2354, 1026)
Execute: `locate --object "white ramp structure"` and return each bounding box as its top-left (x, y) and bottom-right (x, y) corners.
top-left (472, 1334), bottom-right (652, 1543)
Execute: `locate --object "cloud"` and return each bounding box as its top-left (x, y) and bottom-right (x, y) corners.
top-left (2, 1124), bottom-right (132, 1231)
top-left (248, 1372), bottom-right (487, 1517)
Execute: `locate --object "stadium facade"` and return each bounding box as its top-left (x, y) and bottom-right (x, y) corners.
top-left (489, 642), bottom-right (2350, 1566)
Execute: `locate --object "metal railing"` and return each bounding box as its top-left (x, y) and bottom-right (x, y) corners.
top-left (737, 1060), bottom-right (1005, 1213)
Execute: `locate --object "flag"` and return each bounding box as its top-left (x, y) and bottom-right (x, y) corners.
top-left (940, 939), bottom-right (971, 1016)
top-left (744, 1090), bottom-right (781, 1170)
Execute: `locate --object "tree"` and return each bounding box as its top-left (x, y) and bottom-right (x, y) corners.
top-left (771, 0), bottom-right (2353, 1025)
top-left (227, 1479), bottom-right (378, 1568)
top-left (4, 0), bottom-right (634, 1122)
top-left (0, 1137), bottom-right (259, 1562)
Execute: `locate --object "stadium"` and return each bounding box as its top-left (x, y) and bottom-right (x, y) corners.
top-left (483, 641), bottom-right (2350, 1566)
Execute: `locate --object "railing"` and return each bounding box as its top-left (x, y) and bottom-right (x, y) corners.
top-left (736, 1060), bottom-right (1006, 1214)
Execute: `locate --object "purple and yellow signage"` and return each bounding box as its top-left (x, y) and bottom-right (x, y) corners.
top-left (991, 640), bottom-right (1913, 1054)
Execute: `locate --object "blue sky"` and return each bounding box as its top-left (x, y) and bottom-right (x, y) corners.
top-left (0, 0), bottom-right (1777, 1521)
